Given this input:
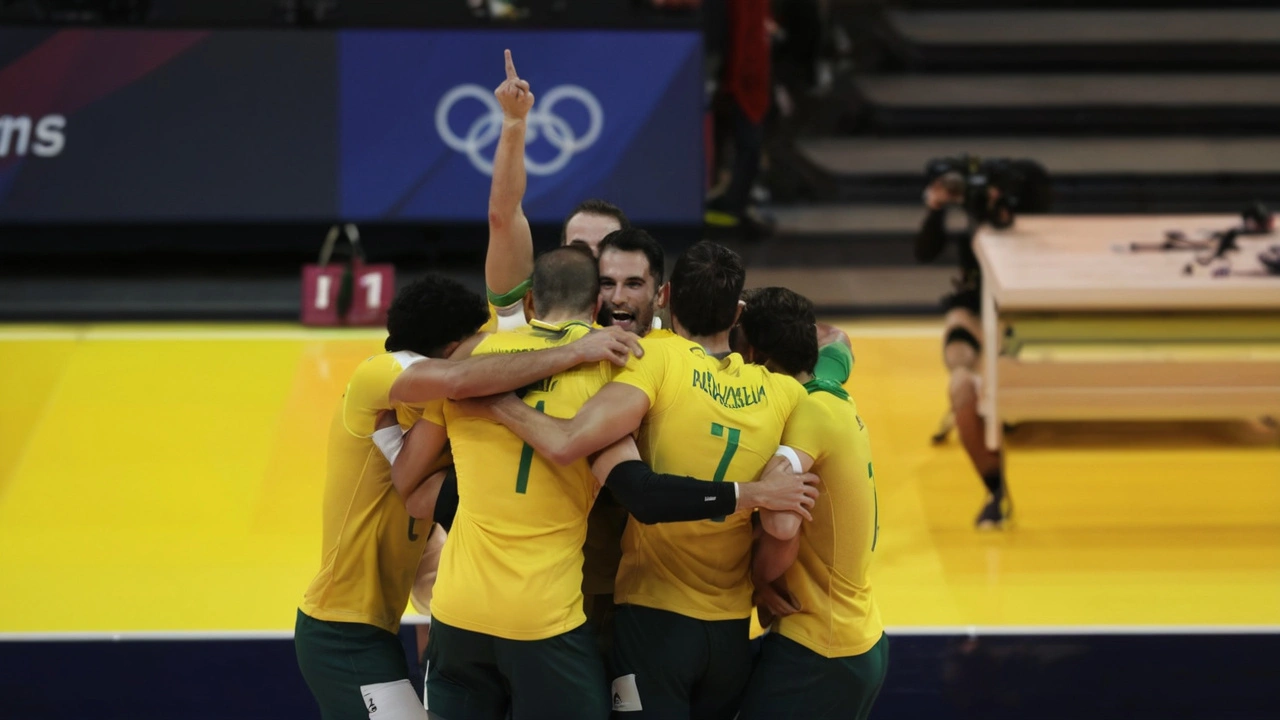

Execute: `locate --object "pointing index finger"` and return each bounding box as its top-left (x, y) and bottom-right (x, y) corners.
top-left (504, 49), bottom-right (517, 80)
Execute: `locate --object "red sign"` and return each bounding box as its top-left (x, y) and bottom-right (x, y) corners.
top-left (300, 261), bottom-right (395, 327)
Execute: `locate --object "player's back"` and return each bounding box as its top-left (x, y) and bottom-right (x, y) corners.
top-left (431, 320), bottom-right (612, 640)
top-left (779, 386), bottom-right (883, 657)
top-left (300, 351), bottom-right (446, 634)
top-left (612, 331), bottom-right (808, 621)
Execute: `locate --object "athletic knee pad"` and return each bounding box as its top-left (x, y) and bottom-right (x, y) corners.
top-left (359, 679), bottom-right (429, 719)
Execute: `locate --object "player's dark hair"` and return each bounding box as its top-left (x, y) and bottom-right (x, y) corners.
top-left (598, 228), bottom-right (665, 287)
top-left (739, 287), bottom-right (819, 376)
top-left (532, 244), bottom-right (600, 318)
top-left (668, 240), bottom-right (745, 337)
top-left (385, 275), bottom-right (488, 356)
top-left (560, 199), bottom-right (631, 244)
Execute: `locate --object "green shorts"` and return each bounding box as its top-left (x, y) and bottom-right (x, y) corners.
top-left (610, 604), bottom-right (752, 720)
top-left (294, 609), bottom-right (417, 720)
top-left (425, 618), bottom-right (609, 720)
top-left (738, 632), bottom-right (889, 720)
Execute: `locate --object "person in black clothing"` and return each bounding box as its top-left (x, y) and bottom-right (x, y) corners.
top-left (914, 159), bottom-right (1050, 529)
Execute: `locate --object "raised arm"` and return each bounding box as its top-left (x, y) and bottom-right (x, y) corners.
top-left (485, 49), bottom-right (536, 300)
top-left (389, 327), bottom-right (642, 404)
top-left (472, 382), bottom-right (651, 465)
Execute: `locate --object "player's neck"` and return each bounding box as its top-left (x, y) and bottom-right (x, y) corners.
top-left (683, 331), bottom-right (732, 356)
top-left (536, 310), bottom-right (592, 326)
top-left (672, 316), bottom-right (732, 355)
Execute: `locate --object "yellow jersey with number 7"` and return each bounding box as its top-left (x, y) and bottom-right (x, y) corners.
top-left (611, 330), bottom-right (808, 621)
top-left (429, 319), bottom-right (616, 640)
top-left (776, 387), bottom-right (883, 657)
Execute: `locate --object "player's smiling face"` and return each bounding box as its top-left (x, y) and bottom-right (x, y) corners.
top-left (598, 248), bottom-right (660, 336)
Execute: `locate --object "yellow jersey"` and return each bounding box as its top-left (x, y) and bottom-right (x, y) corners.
top-left (300, 351), bottom-right (450, 634)
top-left (430, 320), bottom-right (614, 640)
top-left (776, 386), bottom-right (883, 657)
top-left (612, 331), bottom-right (808, 621)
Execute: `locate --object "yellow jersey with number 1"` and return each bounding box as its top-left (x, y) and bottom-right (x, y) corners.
top-left (611, 331), bottom-right (808, 621)
top-left (300, 351), bottom-right (450, 634)
top-left (777, 387), bottom-right (883, 657)
top-left (430, 320), bottom-right (618, 640)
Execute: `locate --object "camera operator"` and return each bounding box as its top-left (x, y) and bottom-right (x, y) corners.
top-left (914, 156), bottom-right (1050, 529)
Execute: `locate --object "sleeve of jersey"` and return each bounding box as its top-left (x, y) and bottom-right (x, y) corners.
top-left (609, 337), bottom-right (666, 409)
top-left (813, 342), bottom-right (853, 385)
top-left (341, 356), bottom-right (395, 438)
top-left (780, 394), bottom-right (828, 464)
top-left (482, 279), bottom-right (532, 333)
top-left (413, 398), bottom-right (447, 428)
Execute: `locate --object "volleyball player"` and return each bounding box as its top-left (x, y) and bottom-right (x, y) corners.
top-left (734, 287), bottom-right (887, 720)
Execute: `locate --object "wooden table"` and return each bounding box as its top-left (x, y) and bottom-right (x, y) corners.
top-left (974, 215), bottom-right (1280, 450)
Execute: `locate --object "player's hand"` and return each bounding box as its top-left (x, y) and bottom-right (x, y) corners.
top-left (742, 455), bottom-right (819, 521)
top-left (494, 49), bottom-right (534, 121)
top-left (754, 580), bottom-right (801, 621)
top-left (574, 326), bottom-right (644, 367)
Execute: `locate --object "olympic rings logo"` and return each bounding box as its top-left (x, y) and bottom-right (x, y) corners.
top-left (435, 84), bottom-right (604, 177)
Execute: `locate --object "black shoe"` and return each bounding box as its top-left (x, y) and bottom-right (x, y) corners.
top-left (975, 491), bottom-right (1013, 530)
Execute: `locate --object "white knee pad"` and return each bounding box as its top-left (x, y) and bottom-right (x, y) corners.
top-left (359, 679), bottom-right (429, 720)
top-left (611, 674), bottom-right (643, 712)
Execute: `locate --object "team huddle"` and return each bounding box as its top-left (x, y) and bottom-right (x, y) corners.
top-left (294, 51), bottom-right (886, 720)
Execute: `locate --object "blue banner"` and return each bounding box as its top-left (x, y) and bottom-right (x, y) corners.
top-left (0, 28), bottom-right (703, 225)
top-left (339, 31), bottom-right (704, 224)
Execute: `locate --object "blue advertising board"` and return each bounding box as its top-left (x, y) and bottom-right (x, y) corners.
top-left (0, 28), bottom-right (703, 225)
top-left (340, 31), bottom-right (703, 223)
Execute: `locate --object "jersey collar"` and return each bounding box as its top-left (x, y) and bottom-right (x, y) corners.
top-left (529, 318), bottom-right (593, 333)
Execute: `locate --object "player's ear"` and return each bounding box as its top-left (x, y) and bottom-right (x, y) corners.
top-left (593, 294), bottom-right (604, 322)
top-left (656, 282), bottom-right (670, 309)
top-left (522, 292), bottom-right (536, 322)
top-left (733, 299), bottom-right (745, 327)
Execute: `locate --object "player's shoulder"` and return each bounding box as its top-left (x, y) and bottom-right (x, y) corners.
top-left (626, 328), bottom-right (684, 367)
top-left (638, 328), bottom-right (681, 350)
top-left (352, 350), bottom-right (423, 383)
top-left (762, 367), bottom-right (807, 402)
top-left (808, 387), bottom-right (867, 436)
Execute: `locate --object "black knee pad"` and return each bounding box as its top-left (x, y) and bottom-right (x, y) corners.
top-left (944, 326), bottom-right (981, 353)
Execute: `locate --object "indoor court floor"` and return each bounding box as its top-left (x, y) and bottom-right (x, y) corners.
top-left (1, 320), bottom-right (1278, 636)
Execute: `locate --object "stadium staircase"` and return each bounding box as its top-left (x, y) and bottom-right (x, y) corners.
top-left (756, 0), bottom-right (1280, 312)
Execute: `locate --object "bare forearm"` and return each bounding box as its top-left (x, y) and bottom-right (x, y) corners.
top-left (754, 533), bottom-right (801, 585)
top-left (489, 399), bottom-right (583, 464)
top-left (449, 345), bottom-right (583, 399)
top-left (404, 469), bottom-right (447, 520)
top-left (490, 118), bottom-right (526, 217)
top-left (485, 118), bottom-right (533, 295)
top-left (391, 345), bottom-right (583, 404)
top-left (491, 398), bottom-right (630, 465)
top-left (760, 509), bottom-right (802, 541)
